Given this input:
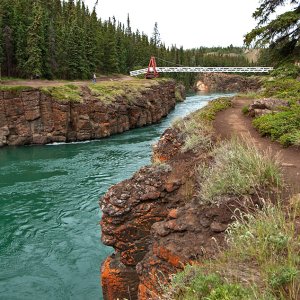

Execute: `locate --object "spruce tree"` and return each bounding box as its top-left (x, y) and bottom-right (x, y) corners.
top-left (245, 0), bottom-right (300, 62)
top-left (24, 0), bottom-right (43, 77)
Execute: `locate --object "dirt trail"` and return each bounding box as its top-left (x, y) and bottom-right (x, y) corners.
top-left (214, 98), bottom-right (300, 195)
top-left (0, 75), bottom-right (133, 88)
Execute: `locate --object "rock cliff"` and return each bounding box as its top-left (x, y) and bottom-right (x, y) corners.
top-left (195, 73), bottom-right (261, 92)
top-left (0, 80), bottom-right (183, 147)
top-left (100, 111), bottom-right (257, 299)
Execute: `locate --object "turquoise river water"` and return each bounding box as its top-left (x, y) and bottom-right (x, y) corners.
top-left (0, 92), bottom-right (232, 300)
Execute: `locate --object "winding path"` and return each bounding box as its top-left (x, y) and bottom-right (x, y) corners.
top-left (214, 97), bottom-right (300, 195)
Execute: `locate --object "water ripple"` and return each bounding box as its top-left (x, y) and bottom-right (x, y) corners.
top-left (0, 92), bottom-right (233, 299)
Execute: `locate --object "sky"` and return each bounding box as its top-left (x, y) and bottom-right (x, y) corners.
top-left (83, 0), bottom-right (286, 49)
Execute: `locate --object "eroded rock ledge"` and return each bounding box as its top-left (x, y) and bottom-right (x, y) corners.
top-left (100, 118), bottom-right (258, 299)
top-left (195, 73), bottom-right (261, 92)
top-left (0, 80), bottom-right (183, 147)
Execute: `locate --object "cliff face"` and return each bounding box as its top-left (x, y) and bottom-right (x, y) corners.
top-left (0, 81), bottom-right (182, 147)
top-left (195, 73), bottom-right (261, 92)
top-left (100, 123), bottom-right (252, 299)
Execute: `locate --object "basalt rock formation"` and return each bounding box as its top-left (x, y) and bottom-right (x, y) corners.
top-left (195, 73), bottom-right (261, 92)
top-left (100, 116), bottom-right (256, 299)
top-left (0, 80), bottom-right (183, 147)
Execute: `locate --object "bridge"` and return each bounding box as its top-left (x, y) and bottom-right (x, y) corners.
top-left (130, 57), bottom-right (274, 78)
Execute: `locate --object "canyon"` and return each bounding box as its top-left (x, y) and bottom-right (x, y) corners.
top-left (0, 80), bottom-right (184, 147)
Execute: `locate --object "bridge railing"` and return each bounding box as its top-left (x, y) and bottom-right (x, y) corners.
top-left (130, 66), bottom-right (274, 76)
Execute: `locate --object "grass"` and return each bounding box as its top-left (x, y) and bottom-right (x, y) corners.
top-left (198, 138), bottom-right (282, 204)
top-left (239, 77), bottom-right (300, 147)
top-left (172, 97), bottom-right (232, 153)
top-left (88, 79), bottom-right (163, 104)
top-left (165, 198), bottom-right (300, 300)
top-left (41, 84), bottom-right (82, 102)
top-left (0, 85), bottom-right (34, 93)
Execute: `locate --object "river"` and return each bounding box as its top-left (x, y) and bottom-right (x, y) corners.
top-left (0, 92), bottom-right (232, 300)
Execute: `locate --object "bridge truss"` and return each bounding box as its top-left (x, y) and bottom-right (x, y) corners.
top-left (130, 57), bottom-right (274, 77)
top-left (130, 66), bottom-right (274, 77)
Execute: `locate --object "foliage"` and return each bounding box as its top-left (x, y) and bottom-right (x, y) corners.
top-left (198, 138), bottom-right (281, 203)
top-left (0, 85), bottom-right (33, 92)
top-left (242, 105), bottom-right (249, 114)
top-left (0, 1), bottom-right (257, 82)
top-left (270, 63), bottom-right (300, 78)
top-left (253, 105), bottom-right (300, 146)
top-left (261, 78), bottom-right (300, 102)
top-left (245, 0), bottom-right (300, 62)
top-left (167, 265), bottom-right (251, 300)
top-left (88, 79), bottom-right (161, 103)
top-left (166, 202), bottom-right (300, 300)
top-left (41, 84), bottom-right (82, 102)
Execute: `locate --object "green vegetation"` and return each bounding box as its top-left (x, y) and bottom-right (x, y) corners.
top-left (0, 85), bottom-right (33, 93)
top-left (253, 106), bottom-right (300, 147)
top-left (0, 1), bottom-right (256, 87)
top-left (88, 79), bottom-right (161, 103)
top-left (41, 84), bottom-right (82, 102)
top-left (262, 78), bottom-right (300, 103)
top-left (172, 97), bottom-right (232, 153)
top-left (198, 138), bottom-right (281, 203)
top-left (245, 0), bottom-right (300, 64)
top-left (246, 78), bottom-right (300, 147)
top-left (166, 200), bottom-right (300, 300)
top-left (270, 64), bottom-right (300, 79)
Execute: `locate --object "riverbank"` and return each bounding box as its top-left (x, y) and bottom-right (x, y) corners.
top-left (100, 82), bottom-right (300, 299)
top-left (0, 79), bottom-right (185, 147)
top-left (0, 91), bottom-right (226, 300)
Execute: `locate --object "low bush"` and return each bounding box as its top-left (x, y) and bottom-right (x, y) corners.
top-left (253, 105), bottom-right (300, 146)
top-left (261, 78), bottom-right (300, 103)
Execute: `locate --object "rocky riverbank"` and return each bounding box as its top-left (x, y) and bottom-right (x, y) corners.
top-left (195, 73), bottom-right (261, 92)
top-left (0, 79), bottom-right (184, 147)
top-left (99, 98), bottom-right (258, 300)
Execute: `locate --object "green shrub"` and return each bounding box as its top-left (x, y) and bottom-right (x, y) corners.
top-left (168, 266), bottom-right (251, 300)
top-left (262, 78), bottom-right (300, 103)
top-left (270, 64), bottom-right (300, 79)
top-left (268, 266), bottom-right (299, 291)
top-left (242, 105), bottom-right (249, 114)
top-left (253, 105), bottom-right (300, 146)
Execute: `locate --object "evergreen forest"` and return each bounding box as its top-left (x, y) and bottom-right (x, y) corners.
top-left (0, 0), bottom-right (256, 83)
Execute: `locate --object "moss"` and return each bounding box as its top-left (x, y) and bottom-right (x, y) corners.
top-left (41, 84), bottom-right (82, 102)
top-left (0, 85), bottom-right (34, 93)
top-left (88, 79), bottom-right (167, 104)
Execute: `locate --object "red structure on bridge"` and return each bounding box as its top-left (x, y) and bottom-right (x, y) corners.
top-left (145, 56), bottom-right (159, 79)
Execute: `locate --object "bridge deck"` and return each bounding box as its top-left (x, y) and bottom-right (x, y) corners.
top-left (130, 66), bottom-right (273, 76)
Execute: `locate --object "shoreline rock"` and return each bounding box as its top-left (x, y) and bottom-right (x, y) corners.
top-left (0, 80), bottom-right (184, 147)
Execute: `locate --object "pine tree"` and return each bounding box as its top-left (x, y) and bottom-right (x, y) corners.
top-left (24, 0), bottom-right (43, 77)
top-left (245, 0), bottom-right (300, 62)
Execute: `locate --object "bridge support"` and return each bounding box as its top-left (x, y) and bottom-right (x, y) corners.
top-left (145, 56), bottom-right (159, 79)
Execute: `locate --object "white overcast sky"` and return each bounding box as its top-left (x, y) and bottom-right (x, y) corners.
top-left (83, 0), bottom-right (289, 49)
